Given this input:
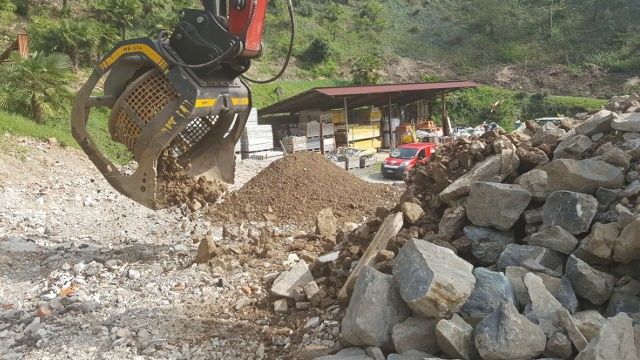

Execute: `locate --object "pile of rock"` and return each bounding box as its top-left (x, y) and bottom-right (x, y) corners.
top-left (326, 98), bottom-right (640, 359)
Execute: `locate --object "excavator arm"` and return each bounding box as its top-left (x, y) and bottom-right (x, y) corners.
top-left (71, 0), bottom-right (293, 209)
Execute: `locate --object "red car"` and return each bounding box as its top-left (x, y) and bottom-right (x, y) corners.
top-left (381, 143), bottom-right (437, 178)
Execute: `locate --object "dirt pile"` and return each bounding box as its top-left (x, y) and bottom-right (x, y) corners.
top-left (211, 152), bottom-right (397, 226)
top-left (155, 154), bottom-right (226, 210)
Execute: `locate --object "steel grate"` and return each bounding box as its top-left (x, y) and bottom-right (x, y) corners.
top-left (169, 116), bottom-right (218, 156)
top-left (110, 69), bottom-right (179, 151)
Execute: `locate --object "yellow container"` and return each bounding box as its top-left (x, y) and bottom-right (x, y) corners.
top-left (351, 137), bottom-right (382, 151)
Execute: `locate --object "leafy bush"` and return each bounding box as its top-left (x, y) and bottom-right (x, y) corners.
top-left (303, 38), bottom-right (331, 64)
top-left (30, 18), bottom-right (118, 70)
top-left (350, 54), bottom-right (384, 85)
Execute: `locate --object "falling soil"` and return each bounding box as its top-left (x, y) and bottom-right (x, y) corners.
top-left (210, 152), bottom-right (399, 227)
top-left (155, 153), bottom-right (226, 210)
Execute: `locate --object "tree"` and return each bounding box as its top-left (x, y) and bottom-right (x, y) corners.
top-left (0, 52), bottom-right (73, 123)
top-left (350, 54), bottom-right (384, 85)
top-left (91, 0), bottom-right (143, 39)
top-left (30, 18), bottom-right (117, 70)
top-left (320, 2), bottom-right (344, 40)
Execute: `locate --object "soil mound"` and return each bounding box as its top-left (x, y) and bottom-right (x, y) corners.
top-left (211, 152), bottom-right (397, 226)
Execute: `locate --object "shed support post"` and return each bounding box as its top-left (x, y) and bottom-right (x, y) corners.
top-left (442, 92), bottom-right (451, 137)
top-left (388, 95), bottom-right (394, 150)
top-left (343, 97), bottom-right (350, 148)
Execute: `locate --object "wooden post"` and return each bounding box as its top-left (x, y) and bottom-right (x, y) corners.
top-left (17, 33), bottom-right (28, 58)
top-left (442, 91), bottom-right (451, 137)
top-left (343, 97), bottom-right (350, 148)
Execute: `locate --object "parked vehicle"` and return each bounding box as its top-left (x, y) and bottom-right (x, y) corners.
top-left (381, 143), bottom-right (437, 178)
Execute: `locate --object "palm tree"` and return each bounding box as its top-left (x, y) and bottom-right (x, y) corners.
top-left (31, 19), bottom-right (111, 70)
top-left (0, 52), bottom-right (73, 124)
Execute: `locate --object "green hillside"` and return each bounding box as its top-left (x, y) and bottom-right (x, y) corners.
top-left (0, 0), bottom-right (632, 156)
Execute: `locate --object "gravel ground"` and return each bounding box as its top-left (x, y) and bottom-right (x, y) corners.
top-left (0, 137), bottom-right (348, 359)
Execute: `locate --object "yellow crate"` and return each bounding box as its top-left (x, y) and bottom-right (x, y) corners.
top-left (351, 137), bottom-right (382, 151)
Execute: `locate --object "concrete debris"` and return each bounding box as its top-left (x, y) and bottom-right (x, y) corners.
top-left (271, 260), bottom-right (314, 301)
top-left (393, 239), bottom-right (475, 318)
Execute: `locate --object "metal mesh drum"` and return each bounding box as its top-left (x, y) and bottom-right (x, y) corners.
top-left (109, 69), bottom-right (180, 153)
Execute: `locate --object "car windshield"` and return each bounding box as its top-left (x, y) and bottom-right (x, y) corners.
top-left (390, 147), bottom-right (418, 159)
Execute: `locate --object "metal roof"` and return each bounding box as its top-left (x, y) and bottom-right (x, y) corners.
top-left (258, 80), bottom-right (479, 116)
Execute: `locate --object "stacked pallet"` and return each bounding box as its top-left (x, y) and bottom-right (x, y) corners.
top-left (281, 136), bottom-right (306, 153)
top-left (240, 109), bottom-right (273, 155)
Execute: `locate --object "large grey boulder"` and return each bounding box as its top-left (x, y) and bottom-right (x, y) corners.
top-left (611, 112), bottom-right (640, 132)
top-left (271, 260), bottom-right (314, 300)
top-left (523, 272), bottom-right (564, 336)
top-left (391, 317), bottom-right (438, 355)
top-left (554, 134), bottom-right (593, 159)
top-left (613, 219), bottom-right (640, 264)
top-left (460, 268), bottom-right (516, 325)
top-left (342, 266), bottom-right (411, 350)
top-left (439, 152), bottom-right (520, 204)
top-left (474, 302), bottom-right (546, 360)
top-left (542, 159), bottom-right (625, 195)
top-left (575, 110), bottom-right (615, 136)
top-left (542, 191), bottom-right (598, 235)
top-left (572, 311), bottom-right (606, 342)
top-left (463, 226), bottom-right (515, 265)
top-left (515, 169), bottom-right (549, 201)
top-left (575, 313), bottom-right (637, 360)
top-left (465, 182), bottom-right (532, 231)
top-left (574, 222), bottom-right (620, 265)
top-left (595, 145), bottom-right (632, 169)
top-left (438, 206), bottom-right (467, 240)
top-left (565, 255), bottom-right (616, 305)
top-left (435, 314), bottom-right (479, 360)
top-left (528, 225), bottom-right (579, 254)
top-left (498, 244), bottom-right (564, 276)
top-left (394, 239), bottom-right (475, 319)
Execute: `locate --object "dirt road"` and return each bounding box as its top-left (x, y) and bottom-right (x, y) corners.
top-left (0, 136), bottom-right (369, 359)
